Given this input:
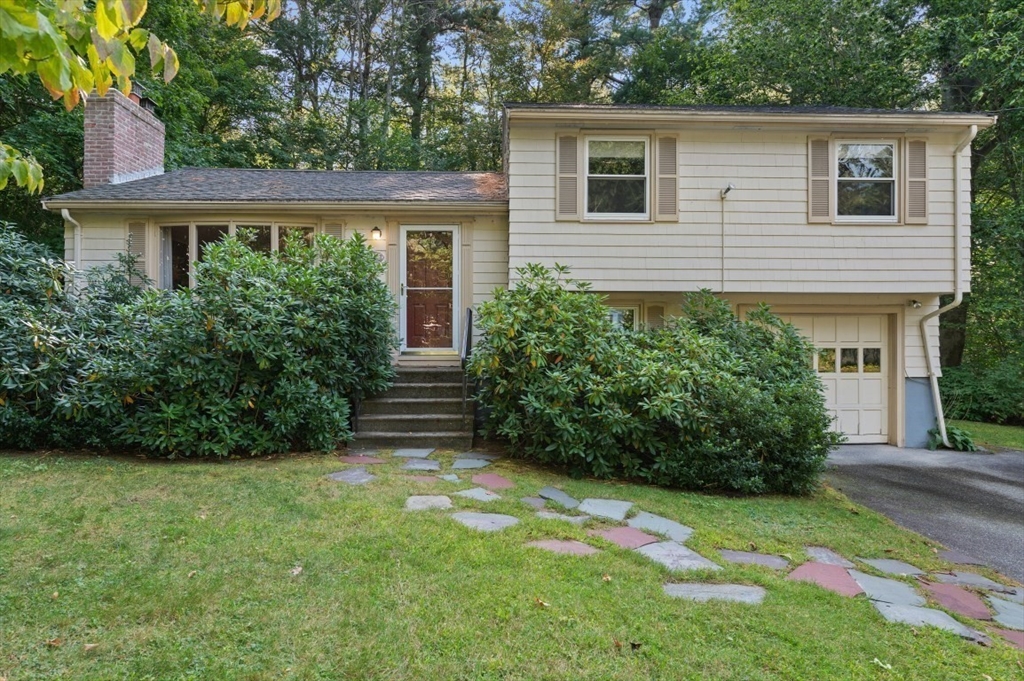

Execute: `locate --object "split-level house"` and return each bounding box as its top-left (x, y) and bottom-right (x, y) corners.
top-left (44, 91), bottom-right (996, 448)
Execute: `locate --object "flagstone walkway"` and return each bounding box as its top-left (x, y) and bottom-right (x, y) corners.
top-left (328, 447), bottom-right (1024, 651)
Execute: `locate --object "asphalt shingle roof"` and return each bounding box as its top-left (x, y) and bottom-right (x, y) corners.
top-left (503, 103), bottom-right (991, 118)
top-left (47, 168), bottom-right (508, 204)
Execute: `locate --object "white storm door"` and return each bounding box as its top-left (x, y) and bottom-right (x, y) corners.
top-left (399, 226), bottom-right (459, 352)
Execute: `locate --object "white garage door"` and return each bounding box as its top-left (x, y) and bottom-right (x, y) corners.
top-left (782, 315), bottom-right (889, 444)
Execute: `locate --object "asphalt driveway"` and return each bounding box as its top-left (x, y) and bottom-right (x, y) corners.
top-left (825, 444), bottom-right (1024, 582)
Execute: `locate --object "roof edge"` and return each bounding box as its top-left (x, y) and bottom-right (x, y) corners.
top-left (43, 199), bottom-right (510, 213)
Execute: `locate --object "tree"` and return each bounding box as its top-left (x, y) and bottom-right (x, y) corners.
top-left (0, 0), bottom-right (281, 192)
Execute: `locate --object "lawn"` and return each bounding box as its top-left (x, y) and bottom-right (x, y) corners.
top-left (950, 420), bottom-right (1024, 452)
top-left (1, 450), bottom-right (1020, 680)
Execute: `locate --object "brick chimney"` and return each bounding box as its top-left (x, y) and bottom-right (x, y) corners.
top-left (83, 88), bottom-right (165, 188)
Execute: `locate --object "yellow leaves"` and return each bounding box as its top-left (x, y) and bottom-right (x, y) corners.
top-left (93, 0), bottom-right (119, 41)
top-left (205, 315), bottom-right (215, 331)
top-left (122, 395), bottom-right (134, 404)
top-left (534, 597), bottom-right (550, 608)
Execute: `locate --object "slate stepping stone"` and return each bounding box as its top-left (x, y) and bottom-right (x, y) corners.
top-left (394, 448), bottom-right (435, 459)
top-left (526, 540), bottom-right (600, 556)
top-left (848, 570), bottom-right (925, 607)
top-left (920, 581), bottom-right (992, 620)
top-left (521, 496), bottom-right (547, 510)
top-left (787, 562), bottom-right (863, 597)
top-left (663, 583), bottom-right (767, 604)
top-left (719, 550), bottom-right (789, 570)
top-left (577, 498), bottom-right (633, 521)
top-left (589, 527), bottom-right (659, 549)
top-left (987, 595), bottom-right (1024, 630)
top-left (857, 558), bottom-right (924, 576)
top-left (873, 602), bottom-right (989, 644)
top-left (805, 546), bottom-right (854, 568)
top-left (456, 487), bottom-right (501, 502)
top-left (636, 541), bottom-right (722, 572)
top-left (938, 549), bottom-right (985, 565)
top-left (326, 467), bottom-right (376, 485)
top-left (472, 473), bottom-right (514, 490)
top-left (451, 459), bottom-right (491, 470)
top-left (627, 512), bottom-right (694, 543)
top-left (538, 487), bottom-right (579, 510)
top-left (337, 455), bottom-right (386, 464)
top-left (1001, 587), bottom-right (1024, 605)
top-left (993, 628), bottom-right (1024, 650)
top-left (455, 452), bottom-right (501, 461)
top-left (405, 495), bottom-right (452, 511)
top-left (438, 474), bottom-right (460, 482)
top-left (407, 475), bottom-right (439, 483)
top-left (403, 459), bottom-right (441, 471)
top-left (451, 512), bottom-right (519, 532)
top-left (536, 511), bottom-right (590, 525)
top-left (931, 571), bottom-right (1016, 593)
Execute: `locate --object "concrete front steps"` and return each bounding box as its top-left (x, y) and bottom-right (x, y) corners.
top-left (354, 366), bottom-right (474, 449)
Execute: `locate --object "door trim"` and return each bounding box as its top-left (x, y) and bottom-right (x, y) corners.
top-left (399, 224), bottom-right (460, 353)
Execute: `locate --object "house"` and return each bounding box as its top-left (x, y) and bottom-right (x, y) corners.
top-left (44, 91), bottom-right (996, 448)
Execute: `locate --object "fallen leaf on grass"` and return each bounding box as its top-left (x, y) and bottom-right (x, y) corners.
top-left (51, 592), bottom-right (58, 599)
top-left (84, 643), bottom-right (99, 652)
top-left (602, 574), bottom-right (612, 582)
top-left (748, 542), bottom-right (757, 551)
top-left (872, 658), bottom-right (892, 671)
top-left (290, 566), bottom-right (303, 577)
top-left (612, 638), bottom-right (623, 650)
top-left (187, 571), bottom-right (197, 579)
top-left (534, 598), bottom-right (549, 608)
top-left (45, 638), bottom-right (62, 648)
top-left (630, 642), bottom-right (642, 652)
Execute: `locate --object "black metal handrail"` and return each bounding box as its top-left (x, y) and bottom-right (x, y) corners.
top-left (461, 307), bottom-right (473, 425)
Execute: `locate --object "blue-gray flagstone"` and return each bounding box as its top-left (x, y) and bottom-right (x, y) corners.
top-left (805, 546), bottom-right (854, 567)
top-left (636, 541), bottom-right (722, 572)
top-left (326, 468), bottom-right (375, 485)
top-left (627, 512), bottom-right (694, 543)
top-left (873, 603), bottom-right (989, 644)
top-left (848, 570), bottom-right (925, 606)
top-left (451, 512), bottom-right (520, 532)
top-left (451, 459), bottom-right (491, 470)
top-left (403, 459), bottom-right (441, 471)
top-left (455, 452), bottom-right (501, 461)
top-left (393, 448), bottom-right (435, 459)
top-left (857, 558), bottom-right (925, 576)
top-left (521, 497), bottom-right (547, 510)
top-left (577, 498), bottom-right (633, 521)
top-left (987, 595), bottom-right (1024, 630)
top-left (932, 571), bottom-right (1017, 593)
top-left (438, 474), bottom-right (460, 482)
top-left (536, 511), bottom-right (590, 525)
top-left (663, 583), bottom-right (766, 604)
top-left (538, 487), bottom-right (580, 509)
top-left (1001, 587), bottom-right (1024, 605)
top-left (456, 487), bottom-right (501, 502)
top-left (719, 549), bottom-right (789, 570)
top-left (405, 495), bottom-right (452, 511)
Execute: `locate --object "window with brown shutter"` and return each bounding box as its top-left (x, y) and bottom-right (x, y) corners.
top-left (127, 221), bottom-right (147, 286)
top-left (556, 134), bottom-right (579, 219)
top-left (808, 138), bottom-right (831, 222)
top-left (655, 136), bottom-right (678, 221)
top-left (905, 139), bottom-right (928, 224)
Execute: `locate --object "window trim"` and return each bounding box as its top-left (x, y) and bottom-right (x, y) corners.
top-left (607, 305), bottom-right (641, 331)
top-left (583, 135), bottom-right (651, 221)
top-left (833, 138), bottom-right (900, 224)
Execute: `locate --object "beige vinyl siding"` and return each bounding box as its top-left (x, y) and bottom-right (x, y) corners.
top-left (64, 213), bottom-right (134, 271)
top-left (507, 126), bottom-right (971, 295)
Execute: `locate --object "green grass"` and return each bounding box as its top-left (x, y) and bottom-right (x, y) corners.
top-left (1, 451), bottom-right (1021, 680)
top-left (950, 420), bottom-right (1024, 452)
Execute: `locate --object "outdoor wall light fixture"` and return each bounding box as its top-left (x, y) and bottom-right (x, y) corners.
top-left (909, 299), bottom-right (922, 308)
top-left (371, 226), bottom-right (383, 240)
top-left (720, 183), bottom-right (735, 199)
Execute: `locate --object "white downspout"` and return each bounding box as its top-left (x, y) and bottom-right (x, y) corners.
top-left (919, 124), bottom-right (976, 448)
top-left (61, 208), bottom-right (83, 294)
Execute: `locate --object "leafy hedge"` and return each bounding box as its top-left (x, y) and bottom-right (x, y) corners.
top-left (0, 226), bottom-right (396, 456)
top-left (468, 264), bottom-right (843, 495)
top-left (940, 364), bottom-right (1024, 426)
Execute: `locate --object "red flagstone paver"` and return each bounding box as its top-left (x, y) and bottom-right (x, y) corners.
top-left (994, 628), bottom-right (1024, 650)
top-left (408, 475), bottom-right (438, 483)
top-left (526, 540), bottom-right (601, 556)
top-left (920, 581), bottom-right (992, 620)
top-left (472, 473), bottom-right (515, 490)
top-left (338, 456), bottom-right (386, 464)
top-left (588, 526), bottom-right (659, 549)
top-left (787, 562), bottom-right (864, 597)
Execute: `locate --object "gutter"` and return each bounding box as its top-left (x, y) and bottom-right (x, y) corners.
top-left (42, 200), bottom-right (510, 214)
top-left (919, 124), bottom-right (977, 448)
top-left (60, 207), bottom-right (83, 294)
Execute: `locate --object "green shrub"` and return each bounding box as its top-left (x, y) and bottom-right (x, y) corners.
top-left (940, 364), bottom-right (1024, 426)
top-left (1, 225), bottom-right (396, 456)
top-left (469, 264), bottom-right (842, 495)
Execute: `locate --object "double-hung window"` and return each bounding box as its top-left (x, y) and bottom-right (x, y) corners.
top-left (836, 141), bottom-right (896, 220)
top-left (585, 138), bottom-right (649, 219)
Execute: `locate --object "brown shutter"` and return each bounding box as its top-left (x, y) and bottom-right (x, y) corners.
top-left (654, 136), bottom-right (678, 221)
top-left (323, 223), bottom-right (345, 240)
top-left (646, 304), bottom-right (665, 329)
top-left (127, 221), bottom-right (147, 285)
top-left (556, 134), bottom-right (579, 219)
top-left (905, 139), bottom-right (928, 224)
top-left (808, 137), bottom-right (831, 223)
